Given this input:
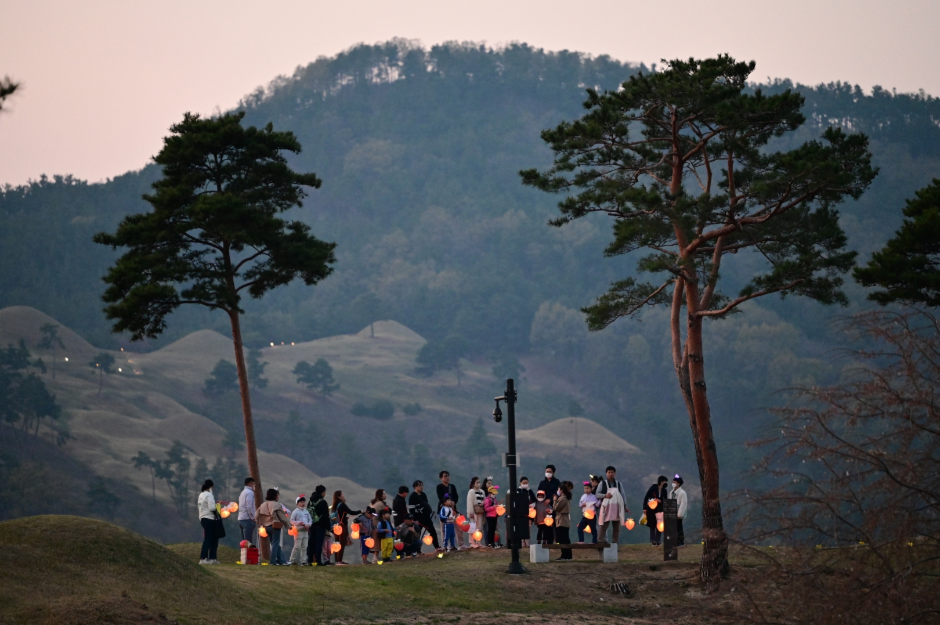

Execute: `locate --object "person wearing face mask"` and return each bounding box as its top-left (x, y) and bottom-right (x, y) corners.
top-left (670, 474), bottom-right (688, 546)
top-left (596, 465), bottom-right (629, 545)
top-left (518, 477), bottom-right (535, 547)
top-left (534, 489), bottom-right (554, 544)
top-left (537, 465), bottom-right (560, 498)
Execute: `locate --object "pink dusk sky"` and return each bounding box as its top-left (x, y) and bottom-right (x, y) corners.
top-left (1, 0), bottom-right (938, 187)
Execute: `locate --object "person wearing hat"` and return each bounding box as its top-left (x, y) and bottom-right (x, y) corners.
top-left (534, 489), bottom-right (554, 545)
top-left (643, 475), bottom-right (669, 547)
top-left (670, 475), bottom-right (688, 546)
top-left (289, 495), bottom-right (312, 565)
top-left (483, 485), bottom-right (500, 547)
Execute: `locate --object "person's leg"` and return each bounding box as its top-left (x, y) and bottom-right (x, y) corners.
top-left (600, 521), bottom-right (609, 543)
top-left (558, 525), bottom-right (572, 560)
top-left (209, 528), bottom-right (219, 561)
top-left (268, 527), bottom-right (279, 564)
top-left (611, 521), bottom-right (620, 544)
top-left (546, 525), bottom-right (554, 545)
top-left (200, 519), bottom-right (212, 561)
top-left (589, 519), bottom-right (598, 543)
top-left (455, 521), bottom-right (464, 548)
top-left (290, 533), bottom-right (302, 564)
top-left (485, 517), bottom-right (495, 546)
top-left (677, 518), bottom-right (685, 546)
top-left (423, 521), bottom-right (440, 549)
top-left (577, 517), bottom-right (586, 542)
top-left (336, 526), bottom-right (347, 563)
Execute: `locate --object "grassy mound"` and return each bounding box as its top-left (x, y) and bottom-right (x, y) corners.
top-left (0, 515), bottom-right (246, 624)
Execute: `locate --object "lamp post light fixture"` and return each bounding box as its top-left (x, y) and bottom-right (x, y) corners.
top-left (493, 378), bottom-right (526, 575)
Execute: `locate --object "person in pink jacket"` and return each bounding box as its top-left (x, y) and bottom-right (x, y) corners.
top-left (483, 486), bottom-right (499, 547)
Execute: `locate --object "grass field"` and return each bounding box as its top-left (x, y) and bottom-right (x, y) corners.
top-left (0, 515), bottom-right (774, 625)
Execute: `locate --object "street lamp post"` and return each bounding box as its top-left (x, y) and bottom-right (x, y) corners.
top-left (494, 378), bottom-right (526, 575)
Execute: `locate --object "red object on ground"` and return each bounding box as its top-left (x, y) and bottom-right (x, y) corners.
top-left (246, 546), bottom-right (259, 564)
top-left (240, 540), bottom-right (249, 548)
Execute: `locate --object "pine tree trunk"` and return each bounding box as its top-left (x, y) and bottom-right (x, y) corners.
top-left (228, 309), bottom-right (269, 560)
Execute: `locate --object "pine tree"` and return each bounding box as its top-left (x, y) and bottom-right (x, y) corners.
top-left (37, 323), bottom-right (65, 379)
top-left (521, 55), bottom-right (875, 587)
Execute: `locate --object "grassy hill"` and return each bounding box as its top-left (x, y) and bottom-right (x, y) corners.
top-left (0, 515), bottom-right (777, 625)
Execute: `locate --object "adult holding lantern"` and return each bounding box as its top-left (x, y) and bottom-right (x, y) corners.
top-left (437, 471), bottom-right (462, 549)
top-left (256, 488), bottom-right (290, 565)
top-left (332, 490), bottom-right (361, 565)
top-left (643, 475), bottom-right (668, 547)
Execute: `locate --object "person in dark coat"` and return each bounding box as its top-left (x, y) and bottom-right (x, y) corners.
top-left (308, 485), bottom-right (331, 566)
top-left (537, 464), bottom-right (561, 497)
top-left (436, 470), bottom-right (462, 548)
top-left (643, 475), bottom-right (668, 546)
top-left (408, 480), bottom-right (440, 551)
top-left (392, 485), bottom-right (409, 527)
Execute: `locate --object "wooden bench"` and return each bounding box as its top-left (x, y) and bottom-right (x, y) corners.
top-left (530, 542), bottom-right (617, 563)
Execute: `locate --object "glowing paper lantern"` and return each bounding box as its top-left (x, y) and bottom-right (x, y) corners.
top-left (395, 541), bottom-right (404, 551)
top-left (220, 509), bottom-right (231, 519)
top-left (423, 535), bottom-right (434, 545)
top-left (259, 526), bottom-right (268, 538)
top-left (288, 527), bottom-right (298, 537)
top-left (528, 508), bottom-right (537, 519)
top-left (229, 503), bottom-right (239, 513)
top-left (472, 530), bottom-right (483, 541)
top-left (657, 520), bottom-right (665, 532)
top-left (584, 526), bottom-right (592, 534)
top-left (333, 524), bottom-right (343, 536)
top-left (544, 517), bottom-right (554, 527)
top-left (456, 515), bottom-right (466, 526)
top-left (365, 537), bottom-right (375, 548)
top-left (647, 499), bottom-right (658, 510)
top-left (583, 509), bottom-right (595, 520)
top-left (351, 523), bottom-right (360, 533)
top-left (351, 531), bottom-right (360, 540)
top-left (460, 523), bottom-right (471, 533)
top-left (496, 505), bottom-right (506, 516)
top-left (331, 542), bottom-right (342, 553)
top-left (625, 518), bottom-right (635, 531)
top-left (495, 531), bottom-right (501, 543)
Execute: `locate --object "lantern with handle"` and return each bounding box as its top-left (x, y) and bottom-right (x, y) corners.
top-left (351, 530), bottom-right (360, 540)
top-left (394, 541), bottom-right (404, 551)
top-left (288, 526), bottom-right (298, 537)
top-left (423, 535), bottom-right (434, 546)
top-left (229, 502), bottom-right (239, 513)
top-left (351, 523), bottom-right (360, 533)
top-left (456, 515), bottom-right (466, 526)
top-left (528, 508), bottom-right (536, 519)
top-left (333, 524), bottom-right (343, 536)
top-left (220, 509), bottom-right (231, 519)
top-left (365, 537), bottom-right (375, 548)
top-left (259, 526), bottom-right (268, 538)
top-left (496, 505), bottom-right (506, 516)
top-left (460, 523), bottom-right (471, 533)
top-left (657, 520), bottom-right (665, 532)
top-left (648, 499), bottom-right (658, 510)
top-left (544, 516), bottom-right (554, 527)
top-left (472, 530), bottom-right (483, 541)
top-left (331, 542), bottom-right (342, 553)
top-left (625, 517), bottom-right (636, 530)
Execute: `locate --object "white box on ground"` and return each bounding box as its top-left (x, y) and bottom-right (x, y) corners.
top-left (529, 544), bottom-right (549, 563)
top-left (603, 543), bottom-right (618, 563)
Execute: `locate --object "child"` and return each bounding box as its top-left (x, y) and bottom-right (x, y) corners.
top-left (357, 507), bottom-right (376, 564)
top-left (577, 481), bottom-right (599, 543)
top-left (518, 477), bottom-right (535, 547)
top-left (439, 498), bottom-right (457, 552)
top-left (289, 495), bottom-right (311, 565)
top-left (376, 508), bottom-right (396, 561)
top-left (534, 490), bottom-right (554, 545)
top-left (483, 486), bottom-right (499, 547)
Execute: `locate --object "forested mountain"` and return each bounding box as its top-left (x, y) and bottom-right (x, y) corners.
top-left (2, 41), bottom-right (938, 482)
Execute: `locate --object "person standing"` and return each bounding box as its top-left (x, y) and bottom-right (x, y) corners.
top-left (596, 466), bottom-right (629, 545)
top-left (467, 477), bottom-right (485, 548)
top-left (308, 485), bottom-right (331, 566)
top-left (576, 481), bottom-right (598, 543)
top-left (392, 485), bottom-right (409, 527)
top-left (256, 488), bottom-right (290, 565)
top-left (537, 465), bottom-right (560, 497)
top-left (436, 471), bottom-right (462, 549)
top-left (408, 480), bottom-right (440, 551)
top-left (238, 477), bottom-right (257, 545)
top-left (197, 479), bottom-right (220, 565)
top-left (670, 474), bottom-right (688, 547)
top-left (289, 495), bottom-right (311, 565)
top-left (483, 486), bottom-right (500, 547)
top-left (554, 481), bottom-right (573, 561)
top-left (643, 475), bottom-right (668, 547)
top-left (332, 490), bottom-right (361, 565)
top-left (534, 490), bottom-right (554, 545)
top-left (370, 489), bottom-right (388, 561)
top-left (518, 476), bottom-right (536, 547)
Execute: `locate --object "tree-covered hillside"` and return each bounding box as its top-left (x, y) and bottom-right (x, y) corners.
top-left (2, 41), bottom-right (938, 481)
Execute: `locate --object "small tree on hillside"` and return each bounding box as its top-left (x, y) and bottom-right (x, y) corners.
top-left (37, 323), bottom-right (65, 379)
top-left (95, 112), bottom-right (336, 534)
top-left (462, 417), bottom-right (497, 474)
top-left (415, 336), bottom-right (469, 385)
top-left (854, 179), bottom-right (940, 305)
top-left (492, 351), bottom-right (525, 382)
top-left (247, 348), bottom-right (268, 390)
top-left (88, 352), bottom-right (115, 396)
top-left (204, 359), bottom-right (238, 396)
top-left (521, 55), bottom-right (875, 586)
top-left (293, 358), bottom-right (339, 396)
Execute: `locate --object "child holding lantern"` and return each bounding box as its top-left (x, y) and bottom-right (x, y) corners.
top-left (534, 490), bottom-right (554, 545)
top-left (577, 481), bottom-right (599, 543)
top-left (439, 498), bottom-right (458, 552)
top-left (289, 495), bottom-right (311, 565)
top-left (376, 508), bottom-right (395, 560)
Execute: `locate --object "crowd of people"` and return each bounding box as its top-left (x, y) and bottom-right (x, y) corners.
top-left (194, 464), bottom-right (689, 565)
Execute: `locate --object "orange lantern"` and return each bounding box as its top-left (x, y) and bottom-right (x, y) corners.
top-left (528, 508), bottom-right (537, 519)
top-left (456, 515), bottom-right (466, 526)
top-left (496, 505), bottom-right (506, 516)
top-left (460, 523), bottom-right (471, 533)
top-left (220, 509), bottom-right (231, 519)
top-left (584, 509), bottom-right (595, 520)
top-left (288, 526), bottom-right (298, 536)
top-left (259, 526), bottom-right (268, 538)
top-left (351, 523), bottom-right (360, 533)
top-left (657, 520), bottom-right (665, 533)
top-left (365, 537), bottom-right (375, 548)
top-left (331, 542), bottom-right (342, 553)
top-left (584, 525), bottom-right (592, 534)
top-left (472, 530), bottom-right (483, 541)
top-left (229, 502), bottom-right (239, 513)
top-left (625, 518), bottom-right (635, 531)
top-left (647, 499), bottom-right (658, 510)
top-left (423, 535), bottom-right (434, 546)
top-left (544, 517), bottom-right (554, 527)
top-left (351, 530), bottom-right (360, 540)
top-left (395, 541), bottom-right (404, 551)
top-left (333, 524), bottom-right (343, 536)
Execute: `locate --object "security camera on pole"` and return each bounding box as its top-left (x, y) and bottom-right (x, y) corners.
top-left (493, 378), bottom-right (526, 575)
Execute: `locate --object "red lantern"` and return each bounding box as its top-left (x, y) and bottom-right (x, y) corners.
top-left (331, 542), bottom-right (342, 553)
top-left (460, 523), bottom-right (471, 533)
top-left (351, 523), bottom-right (360, 533)
top-left (456, 515), bottom-right (466, 526)
top-left (423, 535), bottom-right (434, 545)
top-left (365, 537), bottom-right (375, 548)
top-left (394, 541), bottom-right (404, 551)
top-left (333, 524), bottom-right (343, 536)
top-left (625, 518), bottom-right (636, 531)
top-left (495, 531), bottom-right (501, 543)
top-left (288, 526), bottom-right (298, 537)
top-left (648, 499), bottom-right (658, 510)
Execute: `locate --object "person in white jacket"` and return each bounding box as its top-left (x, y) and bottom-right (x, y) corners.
top-left (670, 474), bottom-right (688, 547)
top-left (197, 479), bottom-right (220, 565)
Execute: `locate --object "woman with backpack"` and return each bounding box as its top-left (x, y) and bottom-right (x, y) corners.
top-left (331, 490), bottom-right (361, 565)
